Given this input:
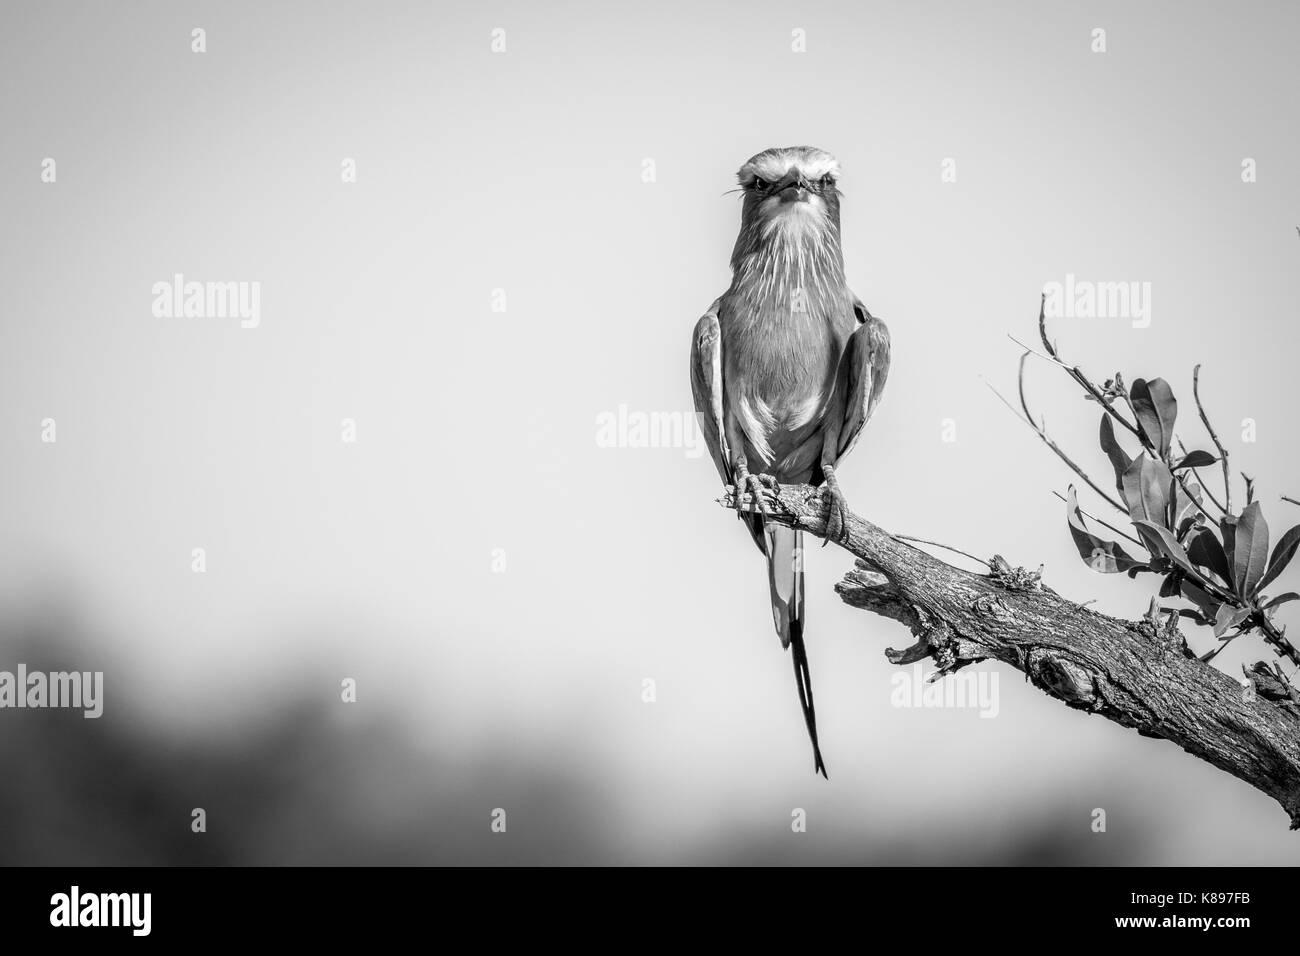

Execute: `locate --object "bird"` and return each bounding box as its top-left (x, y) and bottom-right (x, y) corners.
top-left (689, 146), bottom-right (891, 777)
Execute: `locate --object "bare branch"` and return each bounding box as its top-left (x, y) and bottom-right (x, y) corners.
top-left (1050, 490), bottom-right (1143, 547)
top-left (1193, 364), bottom-right (1233, 515)
top-left (1173, 470), bottom-right (1219, 525)
top-left (984, 357), bottom-right (1129, 517)
top-left (1035, 296), bottom-right (1146, 444)
top-left (1256, 614), bottom-right (1300, 671)
top-left (1177, 437), bottom-right (1228, 515)
top-left (719, 482), bottom-right (1300, 829)
top-left (1006, 333), bottom-right (1058, 366)
top-left (892, 535), bottom-right (990, 569)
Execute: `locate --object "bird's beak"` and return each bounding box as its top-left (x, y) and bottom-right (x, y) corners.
top-left (777, 175), bottom-right (811, 204)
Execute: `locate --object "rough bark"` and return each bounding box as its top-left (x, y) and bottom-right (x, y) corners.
top-left (720, 482), bottom-right (1300, 828)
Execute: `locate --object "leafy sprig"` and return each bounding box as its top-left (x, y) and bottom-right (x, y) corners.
top-left (995, 297), bottom-right (1300, 679)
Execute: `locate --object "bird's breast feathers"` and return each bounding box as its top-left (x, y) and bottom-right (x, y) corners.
top-left (719, 285), bottom-right (852, 471)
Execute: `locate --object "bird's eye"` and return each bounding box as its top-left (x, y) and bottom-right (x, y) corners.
top-left (752, 178), bottom-right (768, 191)
top-left (820, 176), bottom-right (834, 187)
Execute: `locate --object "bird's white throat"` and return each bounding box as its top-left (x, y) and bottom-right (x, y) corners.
top-left (738, 206), bottom-right (846, 317)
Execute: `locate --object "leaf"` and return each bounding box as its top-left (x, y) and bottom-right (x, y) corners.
top-left (1233, 500), bottom-right (1270, 597)
top-left (1187, 527), bottom-right (1232, 586)
top-left (1175, 481), bottom-right (1201, 541)
top-left (1133, 519), bottom-right (1199, 578)
top-left (1256, 524), bottom-right (1300, 595)
top-left (1121, 454), bottom-right (1174, 527)
top-left (1213, 604), bottom-right (1251, 638)
top-left (1172, 449), bottom-right (1218, 471)
top-left (1098, 414), bottom-right (1132, 494)
top-left (1065, 486), bottom-right (1146, 573)
top-left (1167, 475), bottom-right (1179, 531)
top-left (1179, 578), bottom-right (1218, 619)
top-left (1170, 478), bottom-right (1201, 530)
top-left (1130, 378), bottom-right (1178, 457)
top-left (1220, 515), bottom-right (1238, 573)
top-left (1263, 592), bottom-right (1300, 611)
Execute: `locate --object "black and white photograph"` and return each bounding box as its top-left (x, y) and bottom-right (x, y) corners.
top-left (0, 0), bottom-right (1295, 938)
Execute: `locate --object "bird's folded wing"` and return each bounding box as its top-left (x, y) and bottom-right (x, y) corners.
top-left (835, 300), bottom-right (891, 461)
top-left (689, 302), bottom-right (731, 485)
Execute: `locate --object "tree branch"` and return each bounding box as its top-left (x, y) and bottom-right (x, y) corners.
top-left (1193, 364), bottom-right (1233, 515)
top-left (720, 482), bottom-right (1300, 829)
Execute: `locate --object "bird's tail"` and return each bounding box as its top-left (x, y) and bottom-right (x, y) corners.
top-left (763, 522), bottom-right (827, 778)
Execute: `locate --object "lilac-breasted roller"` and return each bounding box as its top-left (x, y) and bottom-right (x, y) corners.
top-left (690, 146), bottom-right (891, 777)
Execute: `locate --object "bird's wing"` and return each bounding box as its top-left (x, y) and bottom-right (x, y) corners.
top-left (834, 297), bottom-right (891, 461)
top-left (690, 300), bottom-right (731, 484)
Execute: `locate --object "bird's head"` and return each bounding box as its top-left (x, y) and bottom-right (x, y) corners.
top-left (735, 146), bottom-right (842, 243)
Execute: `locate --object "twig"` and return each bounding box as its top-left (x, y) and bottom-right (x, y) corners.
top-left (1177, 437), bottom-right (1228, 514)
top-left (1173, 470), bottom-right (1220, 525)
top-left (1006, 333), bottom-right (1058, 366)
top-left (1035, 296), bottom-right (1147, 445)
top-left (1257, 614), bottom-right (1300, 670)
top-left (892, 535), bottom-right (990, 568)
top-left (1202, 639), bottom-right (1236, 665)
top-left (1050, 490), bottom-right (1143, 547)
top-left (1193, 364), bottom-right (1233, 515)
top-left (994, 354), bottom-right (1130, 516)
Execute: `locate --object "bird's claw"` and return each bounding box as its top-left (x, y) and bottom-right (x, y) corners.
top-left (744, 473), bottom-right (775, 519)
top-left (820, 470), bottom-right (851, 546)
top-left (732, 466), bottom-right (779, 518)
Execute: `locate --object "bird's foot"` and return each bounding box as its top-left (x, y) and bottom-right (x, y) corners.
top-left (744, 474), bottom-right (776, 519)
top-left (820, 466), bottom-right (851, 545)
top-left (733, 465), bottom-right (779, 518)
